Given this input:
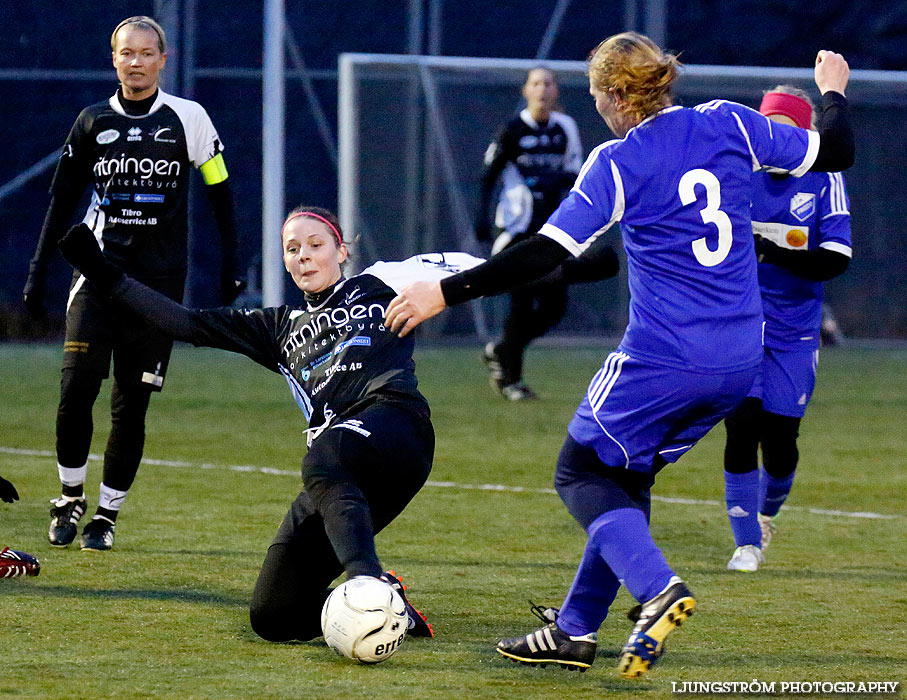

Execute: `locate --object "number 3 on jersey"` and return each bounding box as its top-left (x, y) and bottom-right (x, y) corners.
top-left (678, 168), bottom-right (732, 267)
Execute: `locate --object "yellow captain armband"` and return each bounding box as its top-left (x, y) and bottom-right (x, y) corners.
top-left (200, 153), bottom-right (229, 185)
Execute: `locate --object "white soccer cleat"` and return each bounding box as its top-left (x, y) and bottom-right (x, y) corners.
top-left (727, 544), bottom-right (765, 572)
top-left (758, 513), bottom-right (777, 550)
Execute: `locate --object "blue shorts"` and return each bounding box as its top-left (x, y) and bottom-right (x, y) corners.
top-left (748, 346), bottom-right (818, 418)
top-left (567, 351), bottom-right (758, 473)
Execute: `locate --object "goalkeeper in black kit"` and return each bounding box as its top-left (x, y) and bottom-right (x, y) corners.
top-left (22, 17), bottom-right (244, 552)
top-left (57, 206), bottom-right (483, 641)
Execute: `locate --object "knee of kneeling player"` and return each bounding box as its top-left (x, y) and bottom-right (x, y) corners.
top-left (249, 603), bottom-right (321, 642)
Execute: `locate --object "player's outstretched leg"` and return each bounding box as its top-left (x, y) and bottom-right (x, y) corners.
top-left (0, 547), bottom-right (41, 578)
top-left (618, 576), bottom-right (695, 679)
top-left (380, 570), bottom-right (433, 638)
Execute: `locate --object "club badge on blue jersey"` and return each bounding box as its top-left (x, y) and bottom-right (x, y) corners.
top-left (789, 192), bottom-right (816, 222)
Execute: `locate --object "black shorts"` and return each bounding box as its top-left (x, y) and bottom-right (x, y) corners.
top-left (272, 401), bottom-right (434, 546)
top-left (62, 271), bottom-right (185, 392)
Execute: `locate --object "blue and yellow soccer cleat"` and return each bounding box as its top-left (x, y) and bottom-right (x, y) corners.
top-left (619, 576), bottom-right (695, 679)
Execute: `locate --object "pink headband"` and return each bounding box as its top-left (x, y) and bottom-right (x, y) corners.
top-left (281, 211), bottom-right (343, 245)
top-left (759, 92), bottom-right (812, 130)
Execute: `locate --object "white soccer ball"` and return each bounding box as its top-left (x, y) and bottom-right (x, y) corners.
top-left (321, 576), bottom-right (408, 663)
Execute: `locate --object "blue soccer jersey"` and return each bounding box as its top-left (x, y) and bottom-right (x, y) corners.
top-left (751, 170), bottom-right (852, 350)
top-left (540, 101), bottom-right (819, 373)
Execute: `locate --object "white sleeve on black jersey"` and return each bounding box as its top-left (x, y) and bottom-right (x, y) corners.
top-left (159, 91), bottom-right (224, 166)
top-left (361, 252), bottom-right (485, 293)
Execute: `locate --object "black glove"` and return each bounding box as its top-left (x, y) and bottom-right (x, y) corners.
top-left (560, 244), bottom-right (620, 284)
top-left (0, 476), bottom-right (19, 503)
top-left (221, 275), bottom-right (247, 305)
top-left (475, 222), bottom-right (492, 242)
top-left (753, 234), bottom-right (780, 264)
top-left (58, 224), bottom-right (123, 294)
top-left (22, 261), bottom-right (47, 320)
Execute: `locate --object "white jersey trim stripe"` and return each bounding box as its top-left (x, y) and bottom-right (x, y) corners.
top-left (590, 352), bottom-right (628, 411)
top-left (819, 240), bottom-right (852, 257)
top-left (539, 223), bottom-right (584, 256)
top-left (588, 351), bottom-right (625, 408)
top-left (279, 365), bottom-right (313, 420)
top-left (789, 130), bottom-right (820, 178)
top-left (731, 112), bottom-right (760, 171)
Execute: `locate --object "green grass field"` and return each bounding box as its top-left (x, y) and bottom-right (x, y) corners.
top-left (1, 342), bottom-right (905, 699)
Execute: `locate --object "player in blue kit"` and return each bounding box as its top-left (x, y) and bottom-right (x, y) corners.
top-left (724, 86), bottom-right (852, 572)
top-left (386, 32), bottom-right (854, 678)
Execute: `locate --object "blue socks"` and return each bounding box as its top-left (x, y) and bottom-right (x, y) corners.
top-left (557, 536), bottom-right (621, 637)
top-left (558, 507), bottom-right (674, 636)
top-left (725, 470), bottom-right (762, 547)
top-left (760, 468), bottom-right (795, 517)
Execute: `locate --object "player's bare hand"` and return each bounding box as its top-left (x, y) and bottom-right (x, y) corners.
top-left (814, 50), bottom-right (849, 96)
top-left (385, 281), bottom-right (446, 337)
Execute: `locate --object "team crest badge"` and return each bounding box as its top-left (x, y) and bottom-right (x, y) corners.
top-left (789, 192), bottom-right (816, 222)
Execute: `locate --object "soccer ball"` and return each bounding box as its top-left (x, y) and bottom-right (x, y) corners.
top-left (321, 576), bottom-right (408, 663)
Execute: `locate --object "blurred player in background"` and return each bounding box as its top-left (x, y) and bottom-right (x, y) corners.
top-left (723, 85), bottom-right (852, 572)
top-left (475, 68), bottom-right (583, 400)
top-left (57, 206), bottom-right (485, 642)
top-left (386, 33), bottom-right (853, 678)
top-left (22, 16), bottom-right (245, 551)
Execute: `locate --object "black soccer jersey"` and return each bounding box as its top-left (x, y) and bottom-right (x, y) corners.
top-left (50, 90), bottom-right (224, 278)
top-left (477, 109), bottom-right (583, 235)
top-left (110, 253), bottom-right (483, 439)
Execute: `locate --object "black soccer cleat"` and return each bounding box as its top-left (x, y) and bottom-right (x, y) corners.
top-left (0, 547), bottom-right (41, 578)
top-left (80, 518), bottom-right (115, 552)
top-left (48, 496), bottom-right (87, 547)
top-left (619, 576), bottom-right (695, 679)
top-left (496, 622), bottom-right (596, 671)
top-left (380, 570), bottom-right (434, 638)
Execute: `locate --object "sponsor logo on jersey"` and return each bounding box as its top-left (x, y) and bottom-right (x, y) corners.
top-left (334, 336), bottom-right (371, 354)
top-left (281, 303), bottom-right (387, 355)
top-left (152, 127), bottom-right (177, 143)
top-left (96, 129), bottom-right (120, 145)
top-left (127, 126), bottom-right (143, 142)
top-left (343, 286), bottom-right (363, 305)
top-left (790, 192), bottom-right (816, 222)
top-left (134, 193), bottom-right (166, 203)
top-left (93, 153), bottom-right (181, 179)
top-left (786, 229), bottom-right (808, 248)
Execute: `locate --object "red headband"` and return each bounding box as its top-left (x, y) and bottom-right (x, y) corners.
top-left (281, 211), bottom-right (343, 245)
top-left (759, 92), bottom-right (812, 130)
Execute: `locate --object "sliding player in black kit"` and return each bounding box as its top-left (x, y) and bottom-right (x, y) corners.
top-left (22, 17), bottom-right (244, 551)
top-left (57, 205), bottom-right (483, 641)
